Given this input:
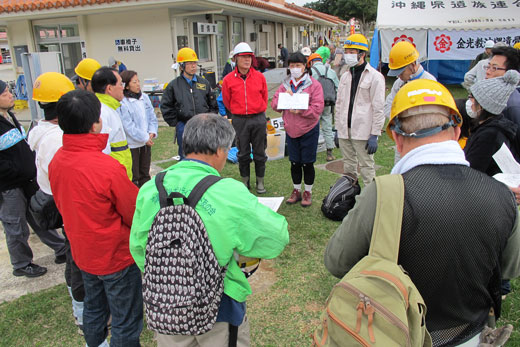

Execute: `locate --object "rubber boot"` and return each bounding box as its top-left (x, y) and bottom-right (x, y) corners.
top-left (256, 177), bottom-right (266, 194)
top-left (241, 176), bottom-right (250, 190)
top-left (326, 149), bottom-right (335, 162)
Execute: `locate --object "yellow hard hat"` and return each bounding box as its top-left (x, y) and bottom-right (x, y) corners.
top-left (177, 47), bottom-right (198, 63)
top-left (388, 41), bottom-right (420, 76)
top-left (387, 79), bottom-right (462, 141)
top-left (343, 34), bottom-right (369, 51)
top-left (32, 72), bottom-right (75, 103)
top-left (74, 58), bottom-right (101, 81)
top-left (514, 42), bottom-right (520, 50)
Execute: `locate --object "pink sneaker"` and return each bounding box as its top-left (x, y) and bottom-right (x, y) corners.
top-left (286, 189), bottom-right (302, 204)
top-left (301, 191), bottom-right (312, 207)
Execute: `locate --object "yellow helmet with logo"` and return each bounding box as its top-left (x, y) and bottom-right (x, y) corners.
top-left (177, 47), bottom-right (198, 63)
top-left (32, 72), bottom-right (75, 103)
top-left (74, 58), bottom-right (101, 81)
top-left (387, 79), bottom-right (462, 141)
top-left (388, 41), bottom-right (419, 73)
top-left (343, 34), bottom-right (369, 51)
top-left (514, 42), bottom-right (520, 50)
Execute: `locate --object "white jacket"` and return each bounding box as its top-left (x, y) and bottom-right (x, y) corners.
top-left (335, 63), bottom-right (385, 140)
top-left (463, 59), bottom-right (488, 90)
top-left (27, 120), bottom-right (62, 195)
top-left (100, 103), bottom-right (128, 154)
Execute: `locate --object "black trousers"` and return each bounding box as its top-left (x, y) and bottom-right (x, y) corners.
top-left (232, 113), bottom-right (267, 178)
top-left (64, 231), bottom-right (85, 301)
top-left (130, 145), bottom-right (152, 188)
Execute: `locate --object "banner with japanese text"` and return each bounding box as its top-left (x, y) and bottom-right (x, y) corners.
top-left (427, 29), bottom-right (520, 60)
top-left (380, 30), bottom-right (428, 63)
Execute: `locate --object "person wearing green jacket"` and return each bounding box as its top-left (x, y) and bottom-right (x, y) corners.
top-left (130, 113), bottom-right (289, 346)
top-left (316, 44), bottom-right (331, 65)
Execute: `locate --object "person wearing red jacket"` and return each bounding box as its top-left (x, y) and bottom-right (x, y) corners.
top-left (222, 42), bottom-right (268, 194)
top-left (49, 90), bottom-right (142, 347)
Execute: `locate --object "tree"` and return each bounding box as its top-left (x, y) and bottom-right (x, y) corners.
top-left (304, 0), bottom-right (377, 36)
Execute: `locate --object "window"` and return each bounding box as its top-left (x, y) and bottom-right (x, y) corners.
top-left (34, 23), bottom-right (82, 78)
top-left (216, 20), bottom-right (229, 76)
top-left (194, 35), bottom-right (210, 61)
top-left (232, 21), bottom-right (243, 48)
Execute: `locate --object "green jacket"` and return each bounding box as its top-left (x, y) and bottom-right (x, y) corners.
top-left (130, 160), bottom-right (289, 303)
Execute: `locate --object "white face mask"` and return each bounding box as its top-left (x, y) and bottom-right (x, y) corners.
top-left (290, 67), bottom-right (304, 79)
top-left (230, 61), bottom-right (236, 68)
top-left (466, 99), bottom-right (478, 119)
top-left (344, 53), bottom-right (358, 67)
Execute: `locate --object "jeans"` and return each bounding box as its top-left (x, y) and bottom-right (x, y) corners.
top-left (176, 121), bottom-right (185, 160)
top-left (81, 263), bottom-right (143, 347)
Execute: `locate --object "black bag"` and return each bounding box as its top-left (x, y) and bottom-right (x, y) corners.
top-left (311, 66), bottom-right (337, 106)
top-left (29, 189), bottom-right (63, 230)
top-left (321, 175), bottom-right (361, 221)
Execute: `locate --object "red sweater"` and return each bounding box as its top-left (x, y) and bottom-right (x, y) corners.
top-left (222, 67), bottom-right (268, 115)
top-left (49, 133), bottom-right (138, 275)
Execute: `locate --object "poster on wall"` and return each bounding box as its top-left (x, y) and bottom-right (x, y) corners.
top-left (380, 30), bottom-right (428, 63)
top-left (427, 28), bottom-right (520, 60)
top-left (115, 38), bottom-right (143, 53)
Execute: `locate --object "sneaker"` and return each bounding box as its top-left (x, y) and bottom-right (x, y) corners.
top-left (286, 189), bottom-right (302, 204)
top-left (301, 191), bottom-right (312, 207)
top-left (13, 263), bottom-right (47, 278)
top-left (54, 254), bottom-right (67, 264)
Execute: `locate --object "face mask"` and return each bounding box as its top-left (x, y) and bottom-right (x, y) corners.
top-left (290, 67), bottom-right (304, 79)
top-left (344, 54), bottom-right (358, 67)
top-left (466, 99), bottom-right (478, 119)
top-left (231, 61), bottom-right (236, 68)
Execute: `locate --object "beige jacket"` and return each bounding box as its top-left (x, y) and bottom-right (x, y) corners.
top-left (335, 63), bottom-right (385, 140)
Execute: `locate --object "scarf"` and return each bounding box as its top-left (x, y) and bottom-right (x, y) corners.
top-left (124, 90), bottom-right (142, 100)
top-left (391, 140), bottom-right (469, 174)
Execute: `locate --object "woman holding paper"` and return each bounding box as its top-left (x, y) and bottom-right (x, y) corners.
top-left (464, 69), bottom-right (520, 176)
top-left (271, 52), bottom-right (324, 207)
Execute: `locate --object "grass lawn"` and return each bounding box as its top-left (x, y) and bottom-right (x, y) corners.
top-left (2, 83), bottom-right (518, 346)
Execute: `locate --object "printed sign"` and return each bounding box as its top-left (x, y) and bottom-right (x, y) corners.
top-left (271, 117), bottom-right (284, 130)
top-left (428, 28), bottom-right (520, 59)
top-left (194, 23), bottom-right (218, 35)
top-left (380, 30), bottom-right (428, 63)
top-left (115, 38), bottom-right (142, 53)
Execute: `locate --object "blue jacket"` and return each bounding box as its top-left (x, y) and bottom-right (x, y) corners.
top-left (118, 93), bottom-right (158, 148)
top-left (504, 89), bottom-right (520, 127)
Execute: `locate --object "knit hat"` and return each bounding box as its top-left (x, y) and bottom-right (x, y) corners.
top-left (470, 70), bottom-right (520, 115)
top-left (0, 80), bottom-right (7, 95)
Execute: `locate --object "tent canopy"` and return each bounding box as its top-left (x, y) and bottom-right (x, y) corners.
top-left (377, 0), bottom-right (519, 31)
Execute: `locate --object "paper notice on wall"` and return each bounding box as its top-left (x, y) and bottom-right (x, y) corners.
top-left (492, 143), bottom-right (520, 186)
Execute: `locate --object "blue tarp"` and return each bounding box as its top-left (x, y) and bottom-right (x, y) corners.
top-left (426, 60), bottom-right (471, 85)
top-left (369, 28), bottom-right (380, 69)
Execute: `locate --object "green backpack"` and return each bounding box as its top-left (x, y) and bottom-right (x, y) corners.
top-left (313, 174), bottom-right (432, 347)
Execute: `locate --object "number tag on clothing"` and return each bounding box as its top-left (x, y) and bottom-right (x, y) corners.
top-left (195, 83), bottom-right (206, 90)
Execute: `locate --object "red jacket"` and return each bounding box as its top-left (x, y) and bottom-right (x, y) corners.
top-left (222, 67), bottom-right (268, 115)
top-left (49, 133), bottom-right (138, 275)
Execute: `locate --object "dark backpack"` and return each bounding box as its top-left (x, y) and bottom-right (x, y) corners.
top-left (143, 172), bottom-right (225, 336)
top-left (321, 175), bottom-right (361, 221)
top-left (312, 66), bottom-right (337, 106)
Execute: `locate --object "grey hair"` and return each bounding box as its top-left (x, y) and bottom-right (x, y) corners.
top-left (182, 113), bottom-right (235, 155)
top-left (399, 113), bottom-right (451, 135)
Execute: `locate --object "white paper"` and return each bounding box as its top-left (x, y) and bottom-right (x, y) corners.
top-left (493, 143), bottom-right (520, 175)
top-left (277, 93), bottom-right (309, 110)
top-left (492, 143), bottom-right (520, 187)
top-left (258, 197), bottom-right (284, 212)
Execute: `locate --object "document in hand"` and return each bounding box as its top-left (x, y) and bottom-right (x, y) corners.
top-left (492, 143), bottom-right (520, 187)
top-left (277, 92), bottom-right (309, 110)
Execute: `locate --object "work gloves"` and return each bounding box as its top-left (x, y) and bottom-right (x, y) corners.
top-left (366, 135), bottom-right (378, 155)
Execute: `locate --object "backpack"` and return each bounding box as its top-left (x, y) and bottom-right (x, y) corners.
top-left (313, 175), bottom-right (432, 347)
top-left (312, 66), bottom-right (337, 106)
top-left (143, 171), bottom-right (225, 336)
top-left (321, 175), bottom-right (361, 221)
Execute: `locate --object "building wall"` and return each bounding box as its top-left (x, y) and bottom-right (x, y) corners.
top-left (86, 8), bottom-right (173, 84)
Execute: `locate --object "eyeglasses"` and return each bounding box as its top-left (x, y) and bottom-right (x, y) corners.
top-left (467, 94), bottom-right (474, 99)
top-left (484, 65), bottom-right (507, 72)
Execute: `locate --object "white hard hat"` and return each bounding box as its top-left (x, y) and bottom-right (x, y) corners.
top-left (233, 42), bottom-right (253, 57)
top-left (485, 40), bottom-right (495, 49)
top-left (301, 47), bottom-right (311, 57)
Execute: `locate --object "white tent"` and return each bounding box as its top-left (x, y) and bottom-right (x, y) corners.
top-left (373, 0), bottom-right (520, 83)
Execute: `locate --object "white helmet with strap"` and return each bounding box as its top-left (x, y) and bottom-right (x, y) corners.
top-left (233, 42), bottom-right (253, 57)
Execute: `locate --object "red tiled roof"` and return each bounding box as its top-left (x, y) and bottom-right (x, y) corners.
top-left (229, 0), bottom-right (314, 21)
top-left (0, 0), bottom-right (130, 14)
top-left (285, 3), bottom-right (347, 25)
